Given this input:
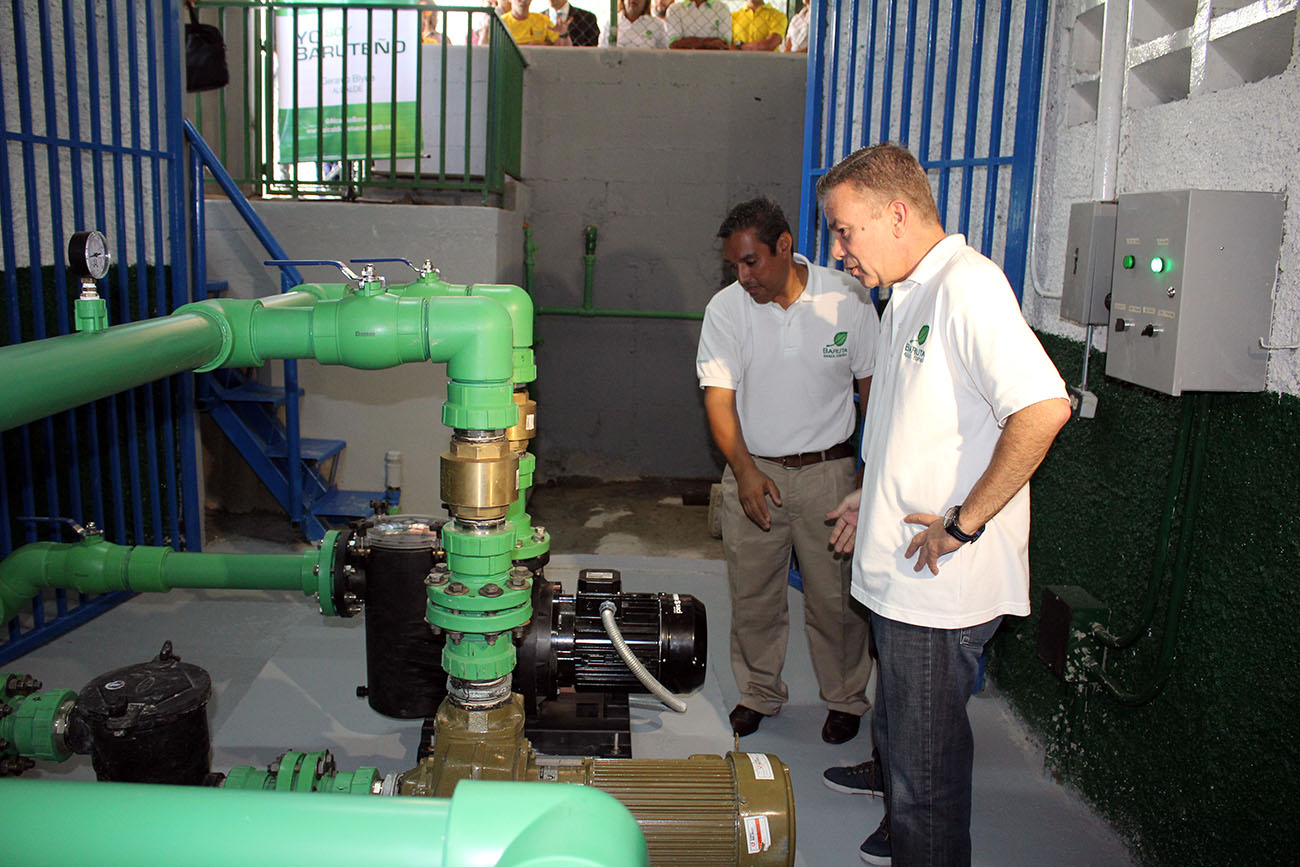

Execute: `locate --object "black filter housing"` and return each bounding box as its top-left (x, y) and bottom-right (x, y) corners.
top-left (71, 641), bottom-right (212, 785)
top-left (515, 569), bottom-right (707, 714)
top-left (360, 515), bottom-right (447, 719)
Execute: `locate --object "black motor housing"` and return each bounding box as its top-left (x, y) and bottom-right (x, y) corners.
top-left (70, 641), bottom-right (212, 785)
top-left (515, 569), bottom-right (707, 714)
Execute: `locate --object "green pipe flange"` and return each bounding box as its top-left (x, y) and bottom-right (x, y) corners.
top-left (274, 751), bottom-right (306, 792)
top-left (428, 585), bottom-right (530, 612)
top-left (313, 531), bottom-right (343, 616)
top-left (442, 635), bottom-right (517, 681)
top-left (443, 381), bottom-right (517, 430)
top-left (513, 530), bottom-right (550, 561)
top-left (294, 752), bottom-right (329, 793)
top-left (2, 690), bottom-right (76, 762)
top-left (426, 596), bottom-right (531, 633)
top-left (440, 525), bottom-right (515, 577)
top-left (517, 451), bottom-right (536, 490)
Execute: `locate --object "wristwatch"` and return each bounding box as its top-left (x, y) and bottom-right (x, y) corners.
top-left (943, 505), bottom-right (984, 544)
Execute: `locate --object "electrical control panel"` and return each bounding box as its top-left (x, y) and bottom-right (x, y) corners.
top-left (1060, 201), bottom-right (1116, 326)
top-left (1105, 189), bottom-right (1285, 395)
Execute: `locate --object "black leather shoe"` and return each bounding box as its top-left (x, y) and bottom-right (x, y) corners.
top-left (822, 710), bottom-right (862, 744)
top-left (729, 704), bottom-right (769, 737)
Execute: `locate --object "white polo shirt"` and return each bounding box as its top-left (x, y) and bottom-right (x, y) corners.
top-left (853, 235), bottom-right (1066, 628)
top-left (696, 253), bottom-right (879, 457)
top-left (605, 11), bottom-right (668, 47)
top-left (665, 0), bottom-right (732, 44)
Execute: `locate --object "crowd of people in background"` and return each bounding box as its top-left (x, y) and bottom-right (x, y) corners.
top-left (421, 0), bottom-right (810, 51)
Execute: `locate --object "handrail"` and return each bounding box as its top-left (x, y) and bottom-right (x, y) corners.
top-left (184, 119), bottom-right (305, 526)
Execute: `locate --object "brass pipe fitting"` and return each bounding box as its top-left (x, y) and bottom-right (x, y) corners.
top-left (440, 434), bottom-right (518, 520)
top-left (506, 389), bottom-right (537, 454)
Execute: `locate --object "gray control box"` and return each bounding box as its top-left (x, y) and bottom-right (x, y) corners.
top-left (1105, 189), bottom-right (1284, 396)
top-left (1060, 201), bottom-right (1117, 326)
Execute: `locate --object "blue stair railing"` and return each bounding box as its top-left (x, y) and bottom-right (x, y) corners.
top-left (185, 120), bottom-right (387, 540)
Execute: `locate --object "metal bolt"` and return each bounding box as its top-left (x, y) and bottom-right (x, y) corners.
top-left (343, 565), bottom-right (356, 576)
top-left (480, 583), bottom-right (503, 598)
top-left (446, 582), bottom-right (468, 596)
top-left (426, 569), bottom-right (449, 586)
top-left (532, 526), bottom-right (546, 542)
top-left (430, 625), bottom-right (443, 635)
top-left (313, 564), bottom-right (320, 576)
top-left (447, 631), bottom-right (463, 644)
top-left (485, 633), bottom-right (499, 645)
top-left (513, 626), bottom-right (526, 640)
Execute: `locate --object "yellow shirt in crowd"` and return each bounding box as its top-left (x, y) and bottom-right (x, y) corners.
top-left (504, 12), bottom-right (558, 45)
top-left (731, 3), bottom-right (787, 46)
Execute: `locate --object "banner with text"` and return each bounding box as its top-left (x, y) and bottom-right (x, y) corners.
top-left (275, 8), bottom-right (419, 163)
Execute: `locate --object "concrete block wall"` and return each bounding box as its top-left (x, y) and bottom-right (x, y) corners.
top-left (517, 47), bottom-right (807, 481)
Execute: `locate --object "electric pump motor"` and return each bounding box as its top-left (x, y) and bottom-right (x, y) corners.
top-left (515, 569), bottom-right (706, 713)
top-left (68, 641), bottom-right (212, 785)
top-left (359, 515), bottom-right (448, 719)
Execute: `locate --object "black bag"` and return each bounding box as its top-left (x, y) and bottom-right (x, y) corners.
top-left (185, 3), bottom-right (229, 92)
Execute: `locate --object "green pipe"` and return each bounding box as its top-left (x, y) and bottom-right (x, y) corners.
top-left (525, 223), bottom-right (704, 321)
top-left (0, 534), bottom-right (335, 625)
top-left (0, 778), bottom-right (647, 867)
top-left (0, 313), bottom-right (226, 432)
top-left (3, 288), bottom-right (517, 431)
top-left (1094, 396), bottom-right (1197, 649)
top-left (1088, 392), bottom-right (1212, 706)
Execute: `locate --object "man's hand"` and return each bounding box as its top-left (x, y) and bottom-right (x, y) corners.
top-left (903, 512), bottom-right (962, 575)
top-left (827, 489), bottom-right (862, 554)
top-left (736, 466), bottom-right (781, 530)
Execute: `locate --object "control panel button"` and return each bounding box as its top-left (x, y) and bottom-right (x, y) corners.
top-left (1115, 318), bottom-right (1130, 332)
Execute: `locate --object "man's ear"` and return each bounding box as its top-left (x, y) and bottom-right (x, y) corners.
top-left (889, 200), bottom-right (909, 237)
top-left (777, 231), bottom-right (793, 256)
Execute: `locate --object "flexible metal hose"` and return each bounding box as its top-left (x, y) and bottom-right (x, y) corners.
top-left (599, 601), bottom-right (688, 713)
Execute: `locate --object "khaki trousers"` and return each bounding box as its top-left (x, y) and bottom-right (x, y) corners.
top-left (721, 457), bottom-right (872, 716)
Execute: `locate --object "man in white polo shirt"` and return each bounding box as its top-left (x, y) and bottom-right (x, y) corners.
top-left (697, 197), bottom-right (879, 744)
top-left (818, 143), bottom-right (1070, 866)
top-left (664, 0), bottom-right (731, 49)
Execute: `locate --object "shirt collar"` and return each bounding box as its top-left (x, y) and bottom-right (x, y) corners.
top-left (896, 233), bottom-right (965, 290)
top-left (551, 2), bottom-right (571, 17)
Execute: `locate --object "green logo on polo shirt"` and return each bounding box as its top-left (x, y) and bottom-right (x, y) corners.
top-left (904, 324), bottom-right (930, 364)
top-left (823, 331), bottom-right (849, 358)
top-left (833, 331), bottom-right (848, 346)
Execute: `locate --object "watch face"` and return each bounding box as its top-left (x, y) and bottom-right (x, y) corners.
top-left (69, 230), bottom-right (110, 279)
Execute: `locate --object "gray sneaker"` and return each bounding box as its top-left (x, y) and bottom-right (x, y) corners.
top-left (859, 813), bottom-right (891, 865)
top-left (823, 759), bottom-right (885, 796)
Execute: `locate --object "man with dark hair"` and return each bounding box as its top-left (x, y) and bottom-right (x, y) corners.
top-left (697, 196), bottom-right (879, 743)
top-left (817, 143), bottom-right (1069, 865)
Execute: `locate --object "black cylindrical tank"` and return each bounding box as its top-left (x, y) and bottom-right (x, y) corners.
top-left (361, 515), bottom-right (446, 718)
top-left (71, 641), bottom-right (212, 785)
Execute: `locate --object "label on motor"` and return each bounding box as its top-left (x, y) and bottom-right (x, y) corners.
top-left (746, 753), bottom-right (774, 781)
top-left (743, 815), bottom-right (772, 853)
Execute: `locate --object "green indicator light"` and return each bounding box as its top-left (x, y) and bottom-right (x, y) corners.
top-left (1122, 255), bottom-right (1135, 269)
top-left (1149, 256), bottom-right (1165, 274)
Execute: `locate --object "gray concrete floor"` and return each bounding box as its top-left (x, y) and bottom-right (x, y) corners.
top-left (12, 481), bottom-right (1132, 866)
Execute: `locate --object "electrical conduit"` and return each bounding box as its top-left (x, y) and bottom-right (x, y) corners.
top-left (599, 601), bottom-right (688, 713)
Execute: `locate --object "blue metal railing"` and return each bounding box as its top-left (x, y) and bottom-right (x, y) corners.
top-left (797, 0), bottom-right (1049, 302)
top-left (0, 0), bottom-right (196, 665)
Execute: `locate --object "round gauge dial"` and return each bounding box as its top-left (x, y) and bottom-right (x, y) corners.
top-left (68, 230), bottom-right (110, 279)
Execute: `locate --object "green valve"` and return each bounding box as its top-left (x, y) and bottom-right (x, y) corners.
top-left (1149, 256), bottom-right (1166, 274)
top-left (1122, 255), bottom-right (1135, 269)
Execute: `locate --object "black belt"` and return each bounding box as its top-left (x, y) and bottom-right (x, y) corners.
top-left (753, 439), bottom-right (855, 469)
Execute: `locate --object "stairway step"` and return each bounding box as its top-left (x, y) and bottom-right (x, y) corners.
top-left (265, 438), bottom-right (346, 463)
top-left (211, 381), bottom-right (300, 406)
top-left (311, 488), bottom-right (387, 518)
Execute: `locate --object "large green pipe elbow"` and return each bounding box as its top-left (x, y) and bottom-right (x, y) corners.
top-left (0, 537), bottom-right (328, 625)
top-left (468, 284), bottom-right (534, 350)
top-left (426, 295), bottom-right (514, 383)
top-left (0, 313), bottom-right (226, 432)
top-left (0, 778), bottom-right (646, 867)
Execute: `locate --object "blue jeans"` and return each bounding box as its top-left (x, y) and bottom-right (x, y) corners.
top-left (870, 611), bottom-right (1002, 867)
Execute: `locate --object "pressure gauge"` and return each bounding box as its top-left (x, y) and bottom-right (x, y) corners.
top-left (68, 230), bottom-right (110, 279)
